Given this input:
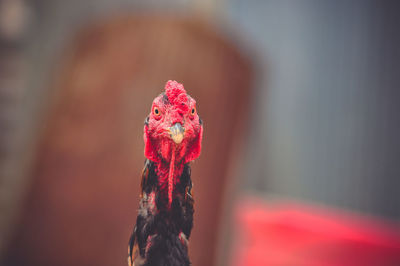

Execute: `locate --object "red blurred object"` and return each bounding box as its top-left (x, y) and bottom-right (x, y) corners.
top-left (232, 198), bottom-right (400, 266)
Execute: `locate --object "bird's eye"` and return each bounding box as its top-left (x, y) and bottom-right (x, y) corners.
top-left (153, 107), bottom-right (160, 116)
top-left (189, 107), bottom-right (196, 119)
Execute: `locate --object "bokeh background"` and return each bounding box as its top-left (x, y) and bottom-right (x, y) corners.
top-left (1, 1), bottom-right (400, 266)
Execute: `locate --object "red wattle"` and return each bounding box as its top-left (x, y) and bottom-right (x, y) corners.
top-left (168, 145), bottom-right (176, 207)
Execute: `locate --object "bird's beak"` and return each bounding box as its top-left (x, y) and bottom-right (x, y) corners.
top-left (168, 123), bottom-right (185, 144)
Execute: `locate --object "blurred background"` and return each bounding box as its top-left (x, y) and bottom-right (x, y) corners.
top-left (1, 0), bottom-right (400, 265)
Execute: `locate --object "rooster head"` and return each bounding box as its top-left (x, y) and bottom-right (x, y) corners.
top-left (144, 80), bottom-right (203, 166)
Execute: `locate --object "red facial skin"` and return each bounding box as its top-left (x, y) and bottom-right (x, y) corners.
top-left (144, 80), bottom-right (203, 206)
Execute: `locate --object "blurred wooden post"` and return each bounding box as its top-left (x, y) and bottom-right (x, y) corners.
top-left (3, 15), bottom-right (252, 266)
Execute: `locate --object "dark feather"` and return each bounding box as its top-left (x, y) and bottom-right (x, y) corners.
top-left (128, 160), bottom-right (194, 266)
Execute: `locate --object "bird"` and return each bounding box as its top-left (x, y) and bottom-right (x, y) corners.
top-left (128, 80), bottom-right (203, 266)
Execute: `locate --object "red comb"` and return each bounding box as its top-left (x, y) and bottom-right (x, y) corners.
top-left (165, 80), bottom-right (189, 113)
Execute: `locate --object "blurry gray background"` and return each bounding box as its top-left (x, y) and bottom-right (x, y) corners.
top-left (232, 0), bottom-right (400, 220)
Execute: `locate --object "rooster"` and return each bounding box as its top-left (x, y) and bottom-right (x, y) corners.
top-left (128, 80), bottom-right (203, 266)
